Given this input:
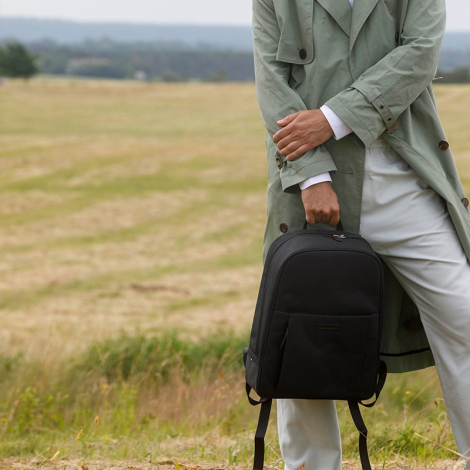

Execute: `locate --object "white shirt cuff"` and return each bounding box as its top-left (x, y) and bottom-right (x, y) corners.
top-left (299, 172), bottom-right (332, 190)
top-left (320, 104), bottom-right (353, 140)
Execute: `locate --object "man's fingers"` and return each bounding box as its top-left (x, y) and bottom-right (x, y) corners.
top-left (305, 205), bottom-right (340, 226)
top-left (286, 144), bottom-right (310, 160)
top-left (305, 212), bottom-right (316, 224)
top-left (330, 212), bottom-right (341, 227)
top-left (274, 112), bottom-right (301, 142)
top-left (276, 134), bottom-right (296, 151)
top-left (276, 131), bottom-right (321, 158)
top-left (315, 211), bottom-right (326, 224)
top-left (279, 140), bottom-right (301, 155)
top-left (273, 123), bottom-right (294, 143)
top-left (277, 111), bottom-right (299, 127)
top-left (307, 208), bottom-right (339, 225)
top-left (274, 109), bottom-right (334, 153)
top-left (314, 211), bottom-right (333, 225)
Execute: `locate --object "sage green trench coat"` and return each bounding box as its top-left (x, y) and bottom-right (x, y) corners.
top-left (254, 0), bottom-right (470, 373)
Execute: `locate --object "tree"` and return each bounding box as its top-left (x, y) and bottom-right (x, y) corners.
top-left (0, 42), bottom-right (39, 79)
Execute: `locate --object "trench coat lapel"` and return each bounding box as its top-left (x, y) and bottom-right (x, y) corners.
top-left (316, 0), bottom-right (352, 37)
top-left (350, 0), bottom-right (380, 50)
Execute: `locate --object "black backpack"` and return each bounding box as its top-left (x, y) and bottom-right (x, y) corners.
top-left (243, 222), bottom-right (387, 470)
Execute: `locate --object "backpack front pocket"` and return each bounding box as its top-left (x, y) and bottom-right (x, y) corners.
top-left (274, 311), bottom-right (380, 400)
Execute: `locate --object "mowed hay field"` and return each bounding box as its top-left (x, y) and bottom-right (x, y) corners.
top-left (0, 78), bottom-right (469, 470)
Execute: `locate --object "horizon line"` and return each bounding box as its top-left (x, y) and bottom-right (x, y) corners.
top-left (1, 15), bottom-right (469, 32)
top-left (0, 15), bottom-right (253, 28)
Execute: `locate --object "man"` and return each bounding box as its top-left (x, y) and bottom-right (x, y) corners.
top-left (252, 0), bottom-right (470, 468)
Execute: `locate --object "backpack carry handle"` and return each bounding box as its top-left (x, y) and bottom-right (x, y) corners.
top-left (303, 219), bottom-right (344, 232)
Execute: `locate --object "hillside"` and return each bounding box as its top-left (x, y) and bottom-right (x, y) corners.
top-left (1, 16), bottom-right (470, 52)
top-left (0, 17), bottom-right (253, 50)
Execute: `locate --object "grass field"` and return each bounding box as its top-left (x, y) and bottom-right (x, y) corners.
top-left (0, 78), bottom-right (469, 470)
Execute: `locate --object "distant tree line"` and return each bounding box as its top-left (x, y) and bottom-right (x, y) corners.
top-left (23, 38), bottom-right (254, 82)
top-left (0, 39), bottom-right (469, 83)
top-left (436, 68), bottom-right (470, 84)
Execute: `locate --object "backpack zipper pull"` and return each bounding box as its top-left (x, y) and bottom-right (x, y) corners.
top-left (333, 234), bottom-right (347, 242)
top-left (280, 328), bottom-right (288, 349)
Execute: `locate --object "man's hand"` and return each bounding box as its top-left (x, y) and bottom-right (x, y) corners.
top-left (273, 109), bottom-right (334, 160)
top-left (301, 182), bottom-right (340, 226)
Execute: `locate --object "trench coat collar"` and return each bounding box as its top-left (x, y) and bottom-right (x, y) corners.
top-left (316, 0), bottom-right (380, 50)
top-left (316, 0), bottom-right (352, 37)
top-left (349, 0), bottom-right (381, 51)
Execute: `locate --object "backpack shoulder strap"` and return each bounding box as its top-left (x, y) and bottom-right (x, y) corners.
top-left (348, 360), bottom-right (387, 470)
top-left (245, 384), bottom-right (273, 470)
top-left (253, 399), bottom-right (273, 470)
top-left (359, 360), bottom-right (387, 408)
top-left (348, 400), bottom-right (372, 470)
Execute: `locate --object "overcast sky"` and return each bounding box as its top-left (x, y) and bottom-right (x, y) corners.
top-left (1, 0), bottom-right (469, 30)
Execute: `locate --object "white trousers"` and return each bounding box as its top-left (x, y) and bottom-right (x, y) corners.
top-left (277, 138), bottom-right (470, 470)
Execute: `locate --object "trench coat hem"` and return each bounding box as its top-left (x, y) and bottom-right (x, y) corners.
top-left (280, 158), bottom-right (338, 193)
top-left (381, 348), bottom-right (435, 374)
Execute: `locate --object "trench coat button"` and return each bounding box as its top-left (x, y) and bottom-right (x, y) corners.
top-left (299, 48), bottom-right (307, 60)
top-left (280, 223), bottom-right (288, 233)
top-left (462, 198), bottom-right (469, 208)
top-left (275, 151), bottom-right (284, 170)
top-left (385, 120), bottom-right (399, 133)
top-left (439, 140), bottom-right (449, 150)
top-left (395, 31), bottom-right (400, 42)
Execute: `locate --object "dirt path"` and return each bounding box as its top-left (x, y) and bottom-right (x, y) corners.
top-left (0, 459), bottom-right (467, 470)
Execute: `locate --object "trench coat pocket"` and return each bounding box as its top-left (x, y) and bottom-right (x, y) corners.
top-left (273, 0), bottom-right (315, 64)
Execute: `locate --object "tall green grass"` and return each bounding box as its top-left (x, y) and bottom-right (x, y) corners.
top-left (0, 331), bottom-right (459, 466)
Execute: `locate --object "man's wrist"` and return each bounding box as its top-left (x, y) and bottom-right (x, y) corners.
top-left (320, 105), bottom-right (353, 140)
top-left (299, 172), bottom-right (332, 190)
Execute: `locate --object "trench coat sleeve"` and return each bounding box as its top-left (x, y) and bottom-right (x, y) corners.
top-left (324, 0), bottom-right (446, 148)
top-left (253, 0), bottom-right (337, 193)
